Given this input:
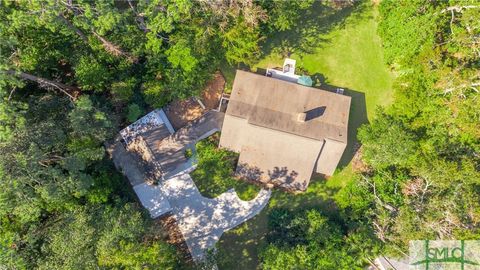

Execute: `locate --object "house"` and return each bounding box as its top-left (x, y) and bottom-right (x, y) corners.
top-left (219, 69), bottom-right (351, 191)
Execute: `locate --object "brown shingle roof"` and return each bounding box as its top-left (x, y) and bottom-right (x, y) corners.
top-left (227, 70), bottom-right (351, 143)
top-left (220, 70), bottom-right (352, 190)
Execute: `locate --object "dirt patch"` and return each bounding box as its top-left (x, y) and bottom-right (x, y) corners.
top-left (158, 215), bottom-right (193, 263)
top-left (351, 144), bottom-right (372, 173)
top-left (164, 72), bottom-right (225, 130)
top-left (201, 71), bottom-right (225, 110)
top-left (164, 98), bottom-right (205, 130)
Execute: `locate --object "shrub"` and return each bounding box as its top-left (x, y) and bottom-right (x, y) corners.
top-left (111, 78), bottom-right (136, 105)
top-left (127, 103), bottom-right (143, 123)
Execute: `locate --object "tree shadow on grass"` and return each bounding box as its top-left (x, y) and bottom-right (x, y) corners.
top-left (261, 2), bottom-right (367, 57)
top-left (217, 209), bottom-right (269, 270)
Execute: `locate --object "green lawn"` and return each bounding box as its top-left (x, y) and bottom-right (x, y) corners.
top-left (218, 3), bottom-right (394, 269)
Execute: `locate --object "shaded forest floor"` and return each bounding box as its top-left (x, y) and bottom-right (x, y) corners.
top-left (218, 2), bottom-right (394, 269)
top-left (164, 72), bottom-right (225, 130)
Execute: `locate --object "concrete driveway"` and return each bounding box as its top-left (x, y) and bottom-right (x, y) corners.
top-left (160, 171), bottom-right (271, 261)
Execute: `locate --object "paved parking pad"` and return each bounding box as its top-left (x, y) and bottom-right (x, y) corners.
top-left (160, 172), bottom-right (271, 261)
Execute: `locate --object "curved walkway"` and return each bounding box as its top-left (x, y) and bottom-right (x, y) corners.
top-left (160, 172), bottom-right (271, 261)
top-left (154, 110), bottom-right (271, 261)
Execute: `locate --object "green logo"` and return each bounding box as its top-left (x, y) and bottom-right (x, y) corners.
top-left (410, 240), bottom-right (480, 270)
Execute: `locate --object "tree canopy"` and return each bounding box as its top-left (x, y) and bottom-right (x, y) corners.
top-left (1, 0), bottom-right (477, 268)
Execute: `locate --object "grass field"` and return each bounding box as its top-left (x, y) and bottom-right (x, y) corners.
top-left (218, 3), bottom-right (394, 269)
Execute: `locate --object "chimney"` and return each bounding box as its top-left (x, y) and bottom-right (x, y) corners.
top-left (297, 112), bottom-right (307, 122)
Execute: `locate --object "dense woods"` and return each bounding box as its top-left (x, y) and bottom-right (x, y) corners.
top-left (0, 1), bottom-right (271, 268)
top-left (259, 208), bottom-right (378, 269)
top-left (0, 0), bottom-right (478, 269)
top-left (0, 1), bottom-right (331, 268)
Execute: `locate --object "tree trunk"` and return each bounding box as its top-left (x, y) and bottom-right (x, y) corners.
top-left (58, 13), bottom-right (137, 63)
top-left (57, 14), bottom-right (88, 43)
top-left (91, 31), bottom-right (138, 63)
top-left (6, 70), bottom-right (79, 100)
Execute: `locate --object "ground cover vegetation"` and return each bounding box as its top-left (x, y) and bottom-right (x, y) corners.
top-left (1, 0), bottom-right (478, 269)
top-left (190, 134), bottom-right (260, 201)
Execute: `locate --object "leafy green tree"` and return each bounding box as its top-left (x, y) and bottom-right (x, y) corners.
top-left (166, 39), bottom-right (199, 73)
top-left (127, 103), bottom-right (143, 123)
top-left (111, 78), bottom-right (136, 105)
top-left (68, 96), bottom-right (112, 162)
top-left (37, 204), bottom-right (181, 270)
top-left (138, 0), bottom-right (193, 54)
top-left (37, 208), bottom-right (98, 270)
top-left (222, 18), bottom-right (262, 66)
top-left (260, 208), bottom-right (379, 269)
top-left (358, 109), bottom-right (418, 169)
top-left (74, 55), bottom-right (113, 92)
top-left (261, 0), bottom-right (315, 31)
top-left (142, 80), bottom-right (170, 108)
top-left (95, 204), bottom-right (181, 269)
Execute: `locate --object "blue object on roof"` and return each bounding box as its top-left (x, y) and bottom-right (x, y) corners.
top-left (297, 75), bottom-right (313, 87)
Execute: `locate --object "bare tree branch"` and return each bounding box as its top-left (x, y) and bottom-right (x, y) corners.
top-left (363, 175), bottom-right (398, 213)
top-left (7, 86), bottom-right (17, 101)
top-left (57, 14), bottom-right (88, 42)
top-left (441, 5), bottom-right (479, 13)
top-left (450, 9), bottom-right (455, 36)
top-left (444, 82), bottom-right (480, 95)
top-left (91, 31), bottom-right (138, 63)
top-left (5, 70), bottom-right (77, 100)
top-left (59, 5), bottom-right (138, 63)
